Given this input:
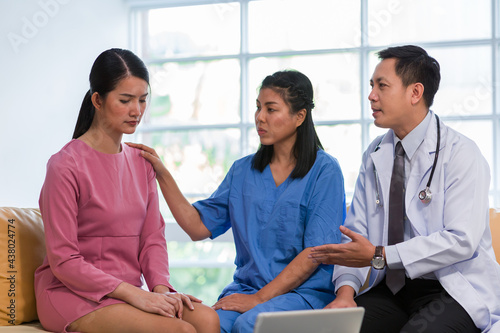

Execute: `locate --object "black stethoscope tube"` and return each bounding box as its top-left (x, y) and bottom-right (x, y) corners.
top-left (418, 114), bottom-right (440, 204)
top-left (374, 113), bottom-right (440, 206)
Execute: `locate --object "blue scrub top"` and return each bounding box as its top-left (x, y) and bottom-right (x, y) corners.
top-left (193, 149), bottom-right (346, 308)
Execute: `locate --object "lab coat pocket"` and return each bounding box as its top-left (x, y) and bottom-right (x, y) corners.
top-left (451, 250), bottom-right (500, 307)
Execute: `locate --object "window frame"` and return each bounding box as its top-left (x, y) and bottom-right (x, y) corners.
top-left (127, 0), bottom-right (500, 239)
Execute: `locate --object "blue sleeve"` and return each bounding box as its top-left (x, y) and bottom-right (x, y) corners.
top-left (192, 164), bottom-right (235, 239)
top-left (303, 154), bottom-right (346, 248)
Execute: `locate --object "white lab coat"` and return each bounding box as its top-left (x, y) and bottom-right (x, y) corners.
top-left (333, 111), bottom-right (500, 332)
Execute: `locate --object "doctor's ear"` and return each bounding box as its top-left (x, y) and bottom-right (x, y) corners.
top-left (410, 83), bottom-right (424, 105)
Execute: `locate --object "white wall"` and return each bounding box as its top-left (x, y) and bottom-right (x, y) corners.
top-left (0, 0), bottom-right (129, 207)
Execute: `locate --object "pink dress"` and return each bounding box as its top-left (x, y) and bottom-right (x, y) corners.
top-left (34, 140), bottom-right (174, 333)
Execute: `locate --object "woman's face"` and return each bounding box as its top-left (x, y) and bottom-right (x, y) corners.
top-left (93, 76), bottom-right (149, 136)
top-left (255, 88), bottom-right (305, 148)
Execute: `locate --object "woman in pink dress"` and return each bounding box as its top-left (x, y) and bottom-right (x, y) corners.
top-left (34, 48), bottom-right (219, 333)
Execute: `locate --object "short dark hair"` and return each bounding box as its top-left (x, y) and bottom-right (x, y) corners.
top-left (377, 45), bottom-right (440, 108)
top-left (252, 70), bottom-right (323, 179)
top-left (72, 48), bottom-right (150, 139)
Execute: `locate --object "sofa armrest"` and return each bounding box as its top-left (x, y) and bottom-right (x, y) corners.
top-left (0, 208), bottom-right (46, 327)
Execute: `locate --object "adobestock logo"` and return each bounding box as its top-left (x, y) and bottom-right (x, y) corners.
top-left (7, 0), bottom-right (72, 54)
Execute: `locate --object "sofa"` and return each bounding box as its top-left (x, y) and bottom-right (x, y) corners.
top-left (0, 207), bottom-right (48, 332)
top-left (1, 206), bottom-right (500, 332)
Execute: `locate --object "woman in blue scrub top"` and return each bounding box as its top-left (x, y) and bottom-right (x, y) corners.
top-left (128, 70), bottom-right (346, 333)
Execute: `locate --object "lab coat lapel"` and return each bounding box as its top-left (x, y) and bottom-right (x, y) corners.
top-left (371, 131), bottom-right (395, 210)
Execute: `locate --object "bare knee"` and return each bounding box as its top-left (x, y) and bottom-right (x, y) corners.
top-left (203, 307), bottom-right (220, 333)
top-left (184, 303), bottom-right (220, 333)
top-left (173, 321), bottom-right (197, 333)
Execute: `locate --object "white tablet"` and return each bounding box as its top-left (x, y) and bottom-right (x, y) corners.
top-left (254, 307), bottom-right (365, 333)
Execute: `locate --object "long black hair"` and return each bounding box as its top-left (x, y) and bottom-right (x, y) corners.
top-left (72, 48), bottom-right (150, 139)
top-left (252, 70), bottom-right (323, 179)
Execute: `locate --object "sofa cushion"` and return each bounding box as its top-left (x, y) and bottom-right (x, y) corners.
top-left (0, 208), bottom-right (45, 326)
top-left (1, 321), bottom-right (48, 331)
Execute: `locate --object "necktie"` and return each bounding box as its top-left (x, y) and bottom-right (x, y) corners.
top-left (386, 141), bottom-right (406, 294)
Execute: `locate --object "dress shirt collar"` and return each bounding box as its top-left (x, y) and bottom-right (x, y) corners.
top-left (394, 111), bottom-right (432, 160)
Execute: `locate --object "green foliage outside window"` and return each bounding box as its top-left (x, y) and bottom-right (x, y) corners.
top-left (169, 267), bottom-right (235, 306)
top-left (167, 241), bottom-right (236, 305)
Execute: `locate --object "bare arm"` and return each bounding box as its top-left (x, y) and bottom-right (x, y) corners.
top-left (155, 165), bottom-right (211, 241)
top-left (213, 248), bottom-right (319, 312)
top-left (126, 142), bottom-right (211, 241)
top-left (324, 285), bottom-right (357, 309)
top-left (257, 248), bottom-right (319, 300)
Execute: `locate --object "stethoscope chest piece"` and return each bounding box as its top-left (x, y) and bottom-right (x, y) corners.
top-left (418, 187), bottom-right (432, 204)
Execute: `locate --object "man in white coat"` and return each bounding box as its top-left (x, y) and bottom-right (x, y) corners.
top-left (309, 45), bottom-right (500, 332)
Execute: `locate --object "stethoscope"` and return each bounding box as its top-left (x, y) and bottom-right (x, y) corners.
top-left (374, 114), bottom-right (440, 206)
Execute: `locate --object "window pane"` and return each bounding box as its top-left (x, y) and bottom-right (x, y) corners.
top-left (368, 46), bottom-right (493, 117)
top-left (446, 120), bottom-right (493, 187)
top-left (148, 59), bottom-right (241, 126)
top-left (369, 123), bottom-right (388, 143)
top-left (248, 0), bottom-right (360, 53)
top-left (431, 46), bottom-right (492, 116)
top-left (132, 0), bottom-right (500, 235)
top-left (144, 3), bottom-right (240, 59)
top-left (169, 267), bottom-right (233, 305)
top-left (498, 44), bottom-right (500, 111)
top-left (247, 124), bottom-right (361, 196)
top-left (316, 124), bottom-right (362, 197)
top-left (368, 0), bottom-right (491, 45)
top-left (138, 129), bottom-right (241, 214)
top-left (366, 51), bottom-right (381, 117)
top-left (248, 53), bottom-right (361, 122)
top-left (247, 127), bottom-right (260, 155)
top-left (168, 241), bottom-right (236, 305)
top-left (498, 13), bottom-right (500, 38)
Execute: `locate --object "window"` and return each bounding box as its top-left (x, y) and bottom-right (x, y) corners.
top-left (128, 0), bottom-right (500, 303)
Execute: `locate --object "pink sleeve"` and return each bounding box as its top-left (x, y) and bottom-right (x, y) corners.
top-left (39, 153), bottom-right (122, 303)
top-left (138, 164), bottom-right (176, 292)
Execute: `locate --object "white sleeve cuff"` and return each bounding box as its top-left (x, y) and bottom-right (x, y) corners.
top-left (334, 273), bottom-right (363, 295)
top-left (385, 245), bottom-right (404, 269)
